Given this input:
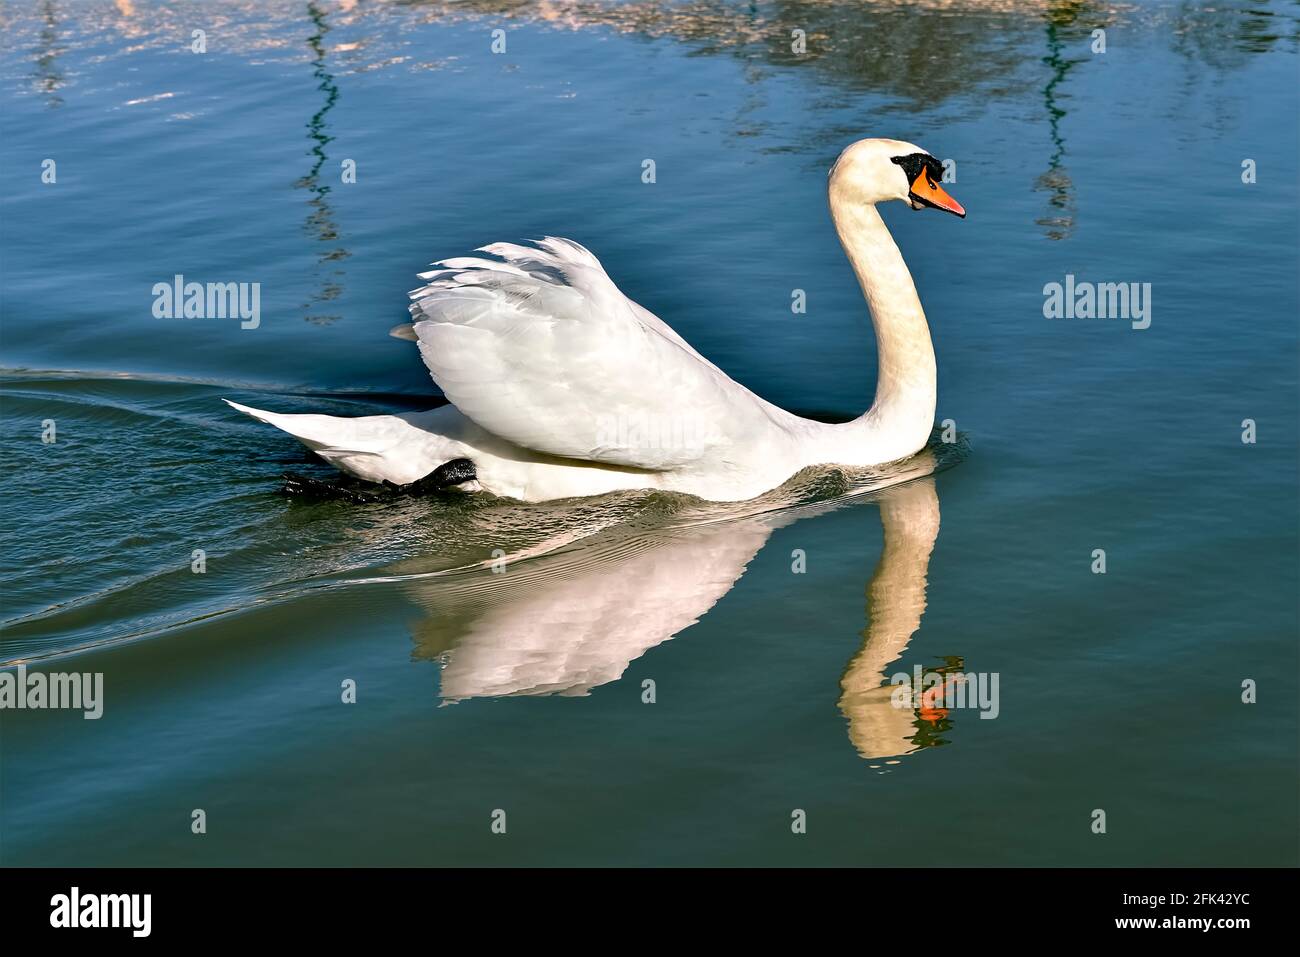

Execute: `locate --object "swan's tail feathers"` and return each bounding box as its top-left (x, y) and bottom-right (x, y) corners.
top-left (223, 399), bottom-right (457, 487)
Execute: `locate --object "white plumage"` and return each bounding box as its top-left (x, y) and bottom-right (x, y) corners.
top-left (227, 138), bottom-right (963, 503)
top-left (406, 237), bottom-right (783, 471)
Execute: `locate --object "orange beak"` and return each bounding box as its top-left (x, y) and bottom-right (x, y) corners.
top-left (910, 171), bottom-right (966, 218)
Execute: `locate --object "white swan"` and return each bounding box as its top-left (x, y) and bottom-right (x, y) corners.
top-left (227, 138), bottom-right (964, 503)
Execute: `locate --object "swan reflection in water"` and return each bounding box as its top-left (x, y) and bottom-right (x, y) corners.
top-left (393, 447), bottom-right (958, 762)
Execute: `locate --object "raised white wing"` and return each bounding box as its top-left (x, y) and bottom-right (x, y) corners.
top-left (406, 237), bottom-right (783, 470)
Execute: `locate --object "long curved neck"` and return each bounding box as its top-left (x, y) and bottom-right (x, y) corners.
top-left (829, 185), bottom-right (936, 458)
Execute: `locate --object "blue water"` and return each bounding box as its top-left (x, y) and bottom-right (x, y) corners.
top-left (1, 0), bottom-right (1297, 866)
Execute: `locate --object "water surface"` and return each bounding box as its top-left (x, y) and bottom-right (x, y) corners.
top-left (1, 0), bottom-right (1297, 866)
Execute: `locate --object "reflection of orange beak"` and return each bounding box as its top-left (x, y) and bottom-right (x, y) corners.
top-left (911, 171), bottom-right (966, 218)
top-left (918, 675), bottom-right (963, 723)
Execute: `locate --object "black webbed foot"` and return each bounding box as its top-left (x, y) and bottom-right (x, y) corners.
top-left (280, 458), bottom-right (476, 502)
top-left (386, 458), bottom-right (477, 496)
top-left (281, 472), bottom-right (385, 503)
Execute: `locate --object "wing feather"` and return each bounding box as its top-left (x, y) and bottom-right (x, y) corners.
top-left (407, 238), bottom-right (778, 470)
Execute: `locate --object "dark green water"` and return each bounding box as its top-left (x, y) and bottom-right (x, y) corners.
top-left (1, 0), bottom-right (1297, 866)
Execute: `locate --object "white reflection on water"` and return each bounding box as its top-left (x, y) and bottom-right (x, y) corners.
top-left (381, 448), bottom-right (953, 760)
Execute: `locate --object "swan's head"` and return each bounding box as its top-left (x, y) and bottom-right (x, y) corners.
top-left (830, 138), bottom-right (965, 218)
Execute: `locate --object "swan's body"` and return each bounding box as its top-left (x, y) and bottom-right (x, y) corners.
top-left (228, 138), bottom-right (964, 503)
